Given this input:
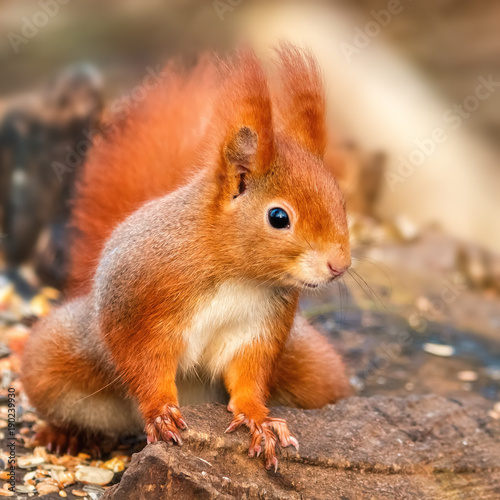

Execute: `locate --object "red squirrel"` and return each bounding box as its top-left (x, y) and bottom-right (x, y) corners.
top-left (21, 44), bottom-right (352, 470)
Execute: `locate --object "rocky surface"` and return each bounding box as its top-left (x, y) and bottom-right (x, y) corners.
top-left (102, 396), bottom-right (500, 500)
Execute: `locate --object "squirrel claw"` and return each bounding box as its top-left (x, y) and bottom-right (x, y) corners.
top-left (33, 424), bottom-right (101, 457)
top-left (264, 417), bottom-right (300, 451)
top-left (265, 455), bottom-right (279, 473)
top-left (226, 413), bottom-right (298, 471)
top-left (225, 412), bottom-right (247, 433)
top-left (146, 404), bottom-right (187, 446)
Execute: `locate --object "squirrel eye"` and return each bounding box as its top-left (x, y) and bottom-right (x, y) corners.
top-left (268, 207), bottom-right (290, 229)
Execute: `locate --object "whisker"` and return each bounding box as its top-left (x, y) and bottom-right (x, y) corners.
top-left (347, 269), bottom-right (386, 310)
top-left (350, 268), bottom-right (387, 308)
top-left (337, 278), bottom-right (345, 328)
top-left (341, 277), bottom-right (349, 326)
top-left (352, 269), bottom-right (387, 309)
top-left (351, 255), bottom-right (393, 300)
top-left (69, 375), bottom-right (121, 406)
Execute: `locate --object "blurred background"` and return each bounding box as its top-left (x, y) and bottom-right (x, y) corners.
top-left (1, 0), bottom-right (499, 413)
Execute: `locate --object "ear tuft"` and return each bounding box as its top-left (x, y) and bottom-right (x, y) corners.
top-left (213, 48), bottom-right (274, 176)
top-left (272, 42), bottom-right (327, 157)
top-left (225, 126), bottom-right (258, 173)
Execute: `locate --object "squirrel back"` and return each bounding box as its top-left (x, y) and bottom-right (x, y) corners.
top-left (67, 57), bottom-right (221, 295)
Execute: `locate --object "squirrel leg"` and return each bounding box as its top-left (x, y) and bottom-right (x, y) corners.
top-left (223, 339), bottom-right (298, 471)
top-left (107, 331), bottom-right (187, 446)
top-left (129, 363), bottom-right (187, 445)
top-left (270, 315), bottom-right (352, 408)
top-left (21, 299), bottom-right (143, 456)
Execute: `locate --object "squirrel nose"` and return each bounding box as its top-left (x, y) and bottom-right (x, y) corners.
top-left (327, 262), bottom-right (349, 278)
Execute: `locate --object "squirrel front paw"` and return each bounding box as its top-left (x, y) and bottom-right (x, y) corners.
top-left (225, 413), bottom-right (299, 471)
top-left (145, 404), bottom-right (188, 445)
top-left (32, 423), bottom-right (103, 457)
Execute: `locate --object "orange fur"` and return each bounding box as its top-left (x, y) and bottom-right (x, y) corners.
top-left (271, 43), bottom-right (327, 157)
top-left (68, 56), bottom-right (221, 295)
top-left (271, 316), bottom-right (351, 408)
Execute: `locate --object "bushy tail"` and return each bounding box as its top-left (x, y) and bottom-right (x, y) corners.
top-left (67, 57), bottom-right (221, 295)
top-left (270, 316), bottom-right (351, 408)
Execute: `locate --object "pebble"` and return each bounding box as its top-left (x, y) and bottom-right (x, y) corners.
top-left (393, 214), bottom-right (419, 242)
top-left (415, 296), bottom-right (431, 311)
top-left (423, 343), bottom-right (455, 357)
top-left (458, 371), bottom-right (478, 382)
top-left (486, 367), bottom-right (500, 380)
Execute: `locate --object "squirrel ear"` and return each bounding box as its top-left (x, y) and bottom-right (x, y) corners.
top-left (224, 126), bottom-right (259, 174)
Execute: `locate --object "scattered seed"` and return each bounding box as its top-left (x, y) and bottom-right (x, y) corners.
top-left (102, 457), bottom-right (125, 472)
top-left (51, 470), bottom-right (76, 488)
top-left (42, 464), bottom-right (67, 471)
top-left (75, 466), bottom-right (114, 486)
top-left (22, 471), bottom-right (37, 482)
top-left (15, 485), bottom-right (35, 493)
top-left (83, 484), bottom-right (106, 495)
top-left (17, 456), bottom-right (46, 468)
top-left (36, 482), bottom-right (60, 495)
top-left (34, 446), bottom-right (49, 461)
top-left (29, 294), bottom-right (52, 317)
top-left (72, 489), bottom-right (89, 497)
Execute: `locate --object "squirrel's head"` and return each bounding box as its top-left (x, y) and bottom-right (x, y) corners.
top-left (209, 44), bottom-right (351, 290)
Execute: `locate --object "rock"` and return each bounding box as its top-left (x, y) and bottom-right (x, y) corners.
top-left (102, 396), bottom-right (500, 500)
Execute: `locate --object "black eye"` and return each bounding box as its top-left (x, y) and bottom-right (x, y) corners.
top-left (268, 207), bottom-right (290, 229)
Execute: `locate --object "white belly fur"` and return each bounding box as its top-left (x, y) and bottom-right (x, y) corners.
top-left (179, 281), bottom-right (274, 378)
